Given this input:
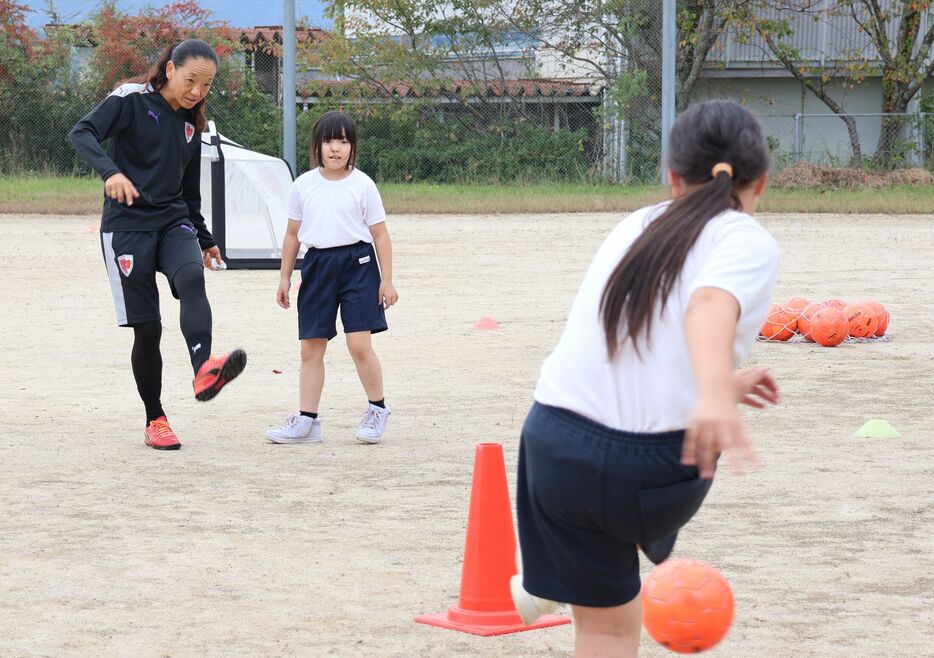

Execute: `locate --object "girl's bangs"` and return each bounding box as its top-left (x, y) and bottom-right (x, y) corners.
top-left (316, 115), bottom-right (354, 142)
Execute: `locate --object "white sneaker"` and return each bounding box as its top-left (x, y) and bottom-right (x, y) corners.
top-left (510, 574), bottom-right (559, 625)
top-left (355, 404), bottom-right (390, 443)
top-left (265, 414), bottom-right (323, 444)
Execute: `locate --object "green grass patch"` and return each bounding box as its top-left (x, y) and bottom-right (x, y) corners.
top-left (0, 176), bottom-right (101, 214)
top-left (1, 176), bottom-right (932, 215)
top-left (380, 182), bottom-right (669, 214)
top-left (384, 183), bottom-right (934, 214)
top-left (758, 185), bottom-right (934, 214)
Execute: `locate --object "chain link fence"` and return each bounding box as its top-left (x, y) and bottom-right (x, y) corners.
top-left (1, 15), bottom-right (930, 184)
top-left (758, 113), bottom-right (932, 171)
top-left (0, 49), bottom-right (608, 183)
top-left (289, 91), bottom-right (604, 184)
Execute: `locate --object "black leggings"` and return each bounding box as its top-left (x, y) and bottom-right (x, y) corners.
top-left (131, 263), bottom-right (213, 424)
top-left (173, 263), bottom-right (212, 373)
top-left (132, 321), bottom-right (164, 424)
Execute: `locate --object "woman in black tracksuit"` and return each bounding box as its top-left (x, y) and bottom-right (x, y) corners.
top-left (69, 39), bottom-right (246, 450)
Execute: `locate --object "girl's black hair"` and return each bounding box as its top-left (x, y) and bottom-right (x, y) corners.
top-left (600, 100), bottom-right (770, 357)
top-left (311, 111), bottom-right (357, 169)
top-left (138, 39), bottom-right (217, 133)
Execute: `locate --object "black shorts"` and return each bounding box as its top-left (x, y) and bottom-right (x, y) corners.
top-left (100, 221), bottom-right (203, 327)
top-left (298, 241), bottom-right (388, 340)
top-left (516, 402), bottom-right (713, 608)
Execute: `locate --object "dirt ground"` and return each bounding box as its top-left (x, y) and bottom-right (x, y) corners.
top-left (1, 211), bottom-right (932, 657)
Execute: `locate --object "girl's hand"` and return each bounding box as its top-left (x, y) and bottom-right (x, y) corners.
top-left (379, 281), bottom-right (398, 309)
top-left (202, 246), bottom-right (223, 270)
top-left (277, 278), bottom-right (291, 309)
top-left (734, 367), bottom-right (780, 409)
top-left (683, 394), bottom-right (760, 480)
top-left (104, 173), bottom-right (139, 206)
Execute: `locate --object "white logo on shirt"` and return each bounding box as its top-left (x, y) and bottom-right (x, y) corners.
top-left (358, 256), bottom-right (371, 264)
top-left (191, 343), bottom-right (202, 354)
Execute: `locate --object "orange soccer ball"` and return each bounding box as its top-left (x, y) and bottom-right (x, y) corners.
top-left (865, 300), bottom-right (889, 337)
top-left (809, 307), bottom-right (849, 346)
top-left (759, 303), bottom-right (796, 341)
top-left (842, 302), bottom-right (880, 339)
top-left (642, 559), bottom-right (735, 654)
top-left (796, 303), bottom-right (824, 342)
top-left (785, 297), bottom-right (810, 314)
top-left (822, 298), bottom-right (848, 311)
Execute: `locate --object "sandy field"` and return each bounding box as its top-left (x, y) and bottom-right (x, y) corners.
top-left (1, 211), bottom-right (932, 657)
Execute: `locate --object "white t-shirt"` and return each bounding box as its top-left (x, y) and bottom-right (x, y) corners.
top-left (533, 202), bottom-right (781, 432)
top-left (288, 168), bottom-right (386, 248)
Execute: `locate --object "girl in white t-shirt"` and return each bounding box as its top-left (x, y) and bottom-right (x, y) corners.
top-left (511, 100), bottom-right (782, 656)
top-left (266, 111), bottom-right (399, 445)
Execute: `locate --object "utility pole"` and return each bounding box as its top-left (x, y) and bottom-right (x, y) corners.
top-left (660, 0), bottom-right (676, 183)
top-left (283, 0), bottom-right (297, 172)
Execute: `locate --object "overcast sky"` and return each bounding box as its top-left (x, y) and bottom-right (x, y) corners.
top-left (21, 0), bottom-right (331, 31)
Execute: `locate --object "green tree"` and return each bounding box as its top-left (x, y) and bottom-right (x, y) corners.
top-left (0, 1), bottom-right (80, 173)
top-left (84, 1), bottom-right (240, 98)
top-left (501, 0), bottom-right (749, 179)
top-left (310, 0), bottom-right (540, 119)
top-left (301, 0), bottom-right (602, 182)
top-left (510, 0), bottom-right (745, 113)
top-left (736, 1), bottom-right (934, 168)
top-left (207, 72), bottom-right (281, 156)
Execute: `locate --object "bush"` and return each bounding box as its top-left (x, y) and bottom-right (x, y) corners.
top-left (921, 92), bottom-right (933, 171)
top-left (0, 2), bottom-right (93, 174)
top-left (207, 72), bottom-right (282, 157)
top-left (294, 102), bottom-right (594, 184)
top-left (2, 0), bottom-right (601, 184)
top-left (0, 1), bottom-right (243, 176)
top-left (0, 80), bottom-right (99, 176)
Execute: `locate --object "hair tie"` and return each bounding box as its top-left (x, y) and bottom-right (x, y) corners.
top-left (711, 162), bottom-right (733, 178)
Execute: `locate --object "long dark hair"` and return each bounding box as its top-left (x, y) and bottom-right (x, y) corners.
top-left (137, 39), bottom-right (217, 132)
top-left (600, 100), bottom-right (770, 357)
top-left (311, 111), bottom-right (358, 169)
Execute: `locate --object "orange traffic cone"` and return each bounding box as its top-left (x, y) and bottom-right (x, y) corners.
top-left (415, 442), bottom-right (570, 636)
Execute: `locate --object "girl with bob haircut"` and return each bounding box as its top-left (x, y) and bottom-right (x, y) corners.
top-left (267, 111), bottom-right (398, 445)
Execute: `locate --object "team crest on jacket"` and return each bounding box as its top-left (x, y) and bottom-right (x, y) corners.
top-left (117, 254), bottom-right (134, 277)
top-left (184, 122), bottom-right (195, 143)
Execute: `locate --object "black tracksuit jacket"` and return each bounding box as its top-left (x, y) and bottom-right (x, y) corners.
top-left (69, 82), bottom-right (215, 248)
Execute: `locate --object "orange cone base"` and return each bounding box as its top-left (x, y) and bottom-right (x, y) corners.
top-left (472, 316), bottom-right (500, 330)
top-left (415, 606), bottom-right (570, 636)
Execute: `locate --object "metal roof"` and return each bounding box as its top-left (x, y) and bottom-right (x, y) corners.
top-left (712, 1), bottom-right (933, 69)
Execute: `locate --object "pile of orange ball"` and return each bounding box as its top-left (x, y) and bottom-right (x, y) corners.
top-left (759, 297), bottom-right (890, 347)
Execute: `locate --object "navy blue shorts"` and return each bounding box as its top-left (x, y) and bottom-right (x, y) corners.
top-left (298, 241), bottom-right (388, 340)
top-left (100, 220), bottom-right (203, 327)
top-left (516, 402), bottom-right (713, 607)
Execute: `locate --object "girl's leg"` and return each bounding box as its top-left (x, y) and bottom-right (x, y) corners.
top-left (345, 331), bottom-right (383, 401)
top-left (172, 262), bottom-right (212, 374)
top-left (300, 338), bottom-right (328, 413)
top-left (571, 597), bottom-right (642, 658)
top-left (132, 320), bottom-right (165, 423)
top-left (346, 331), bottom-right (390, 443)
top-left (265, 339), bottom-right (326, 444)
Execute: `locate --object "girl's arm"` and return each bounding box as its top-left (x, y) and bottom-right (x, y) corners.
top-left (370, 221), bottom-right (399, 308)
top-left (277, 220), bottom-right (302, 309)
top-left (682, 287), bottom-right (763, 479)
